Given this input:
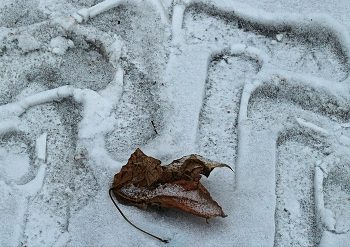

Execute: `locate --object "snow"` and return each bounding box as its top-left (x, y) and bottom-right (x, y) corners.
top-left (17, 34), bottom-right (41, 53)
top-left (50, 36), bottom-right (74, 55)
top-left (1, 0), bottom-right (350, 246)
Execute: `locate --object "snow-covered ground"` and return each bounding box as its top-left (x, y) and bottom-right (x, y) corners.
top-left (1, 0), bottom-right (350, 246)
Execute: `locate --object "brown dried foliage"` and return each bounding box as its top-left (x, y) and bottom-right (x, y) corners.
top-left (111, 148), bottom-right (233, 219)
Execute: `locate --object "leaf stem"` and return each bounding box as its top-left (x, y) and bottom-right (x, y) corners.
top-left (109, 188), bottom-right (169, 243)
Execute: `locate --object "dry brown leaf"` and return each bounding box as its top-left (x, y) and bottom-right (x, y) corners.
top-left (112, 148), bottom-right (233, 219)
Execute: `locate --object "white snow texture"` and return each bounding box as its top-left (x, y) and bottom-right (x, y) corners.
top-left (1, 0), bottom-right (350, 246)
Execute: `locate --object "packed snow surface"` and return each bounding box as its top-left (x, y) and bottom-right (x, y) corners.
top-left (1, 0), bottom-right (350, 246)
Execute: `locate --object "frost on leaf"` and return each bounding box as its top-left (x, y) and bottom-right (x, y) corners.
top-left (112, 148), bottom-right (233, 219)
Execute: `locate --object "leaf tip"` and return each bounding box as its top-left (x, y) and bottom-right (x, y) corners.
top-left (224, 164), bottom-right (235, 173)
